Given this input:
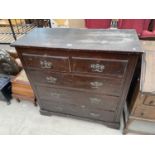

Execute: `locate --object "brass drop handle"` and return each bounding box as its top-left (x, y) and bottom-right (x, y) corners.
top-left (90, 64), bottom-right (105, 72)
top-left (46, 76), bottom-right (57, 84)
top-left (40, 60), bottom-right (53, 69)
top-left (90, 81), bottom-right (103, 88)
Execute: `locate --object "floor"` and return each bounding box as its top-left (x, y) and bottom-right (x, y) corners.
top-left (0, 99), bottom-right (122, 135)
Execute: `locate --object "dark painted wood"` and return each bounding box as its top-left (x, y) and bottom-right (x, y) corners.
top-left (39, 99), bottom-right (115, 122)
top-left (22, 53), bottom-right (70, 72)
top-left (39, 108), bottom-right (120, 129)
top-left (36, 85), bottom-right (119, 112)
top-left (12, 28), bottom-right (143, 53)
top-left (115, 54), bottom-right (139, 122)
top-left (27, 70), bottom-right (123, 96)
top-left (11, 28), bottom-right (143, 129)
top-left (71, 57), bottom-right (128, 78)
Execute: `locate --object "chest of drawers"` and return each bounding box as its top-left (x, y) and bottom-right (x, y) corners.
top-left (12, 28), bottom-right (143, 129)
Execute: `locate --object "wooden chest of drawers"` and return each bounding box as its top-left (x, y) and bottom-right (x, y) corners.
top-left (12, 28), bottom-right (143, 129)
top-left (132, 92), bottom-right (155, 120)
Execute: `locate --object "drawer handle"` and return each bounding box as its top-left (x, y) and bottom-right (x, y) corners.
top-left (40, 60), bottom-right (53, 69)
top-left (46, 76), bottom-right (57, 84)
top-left (90, 112), bottom-right (100, 117)
top-left (90, 97), bottom-right (102, 105)
top-left (149, 100), bottom-right (155, 106)
top-left (90, 81), bottom-right (103, 88)
top-left (90, 64), bottom-right (105, 72)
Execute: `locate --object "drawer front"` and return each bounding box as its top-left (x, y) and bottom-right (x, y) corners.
top-left (39, 99), bottom-right (115, 122)
top-left (36, 86), bottom-right (119, 112)
top-left (22, 53), bottom-right (69, 72)
top-left (143, 96), bottom-right (155, 107)
top-left (29, 70), bottom-right (123, 96)
top-left (71, 57), bottom-right (128, 78)
top-left (134, 107), bottom-right (155, 120)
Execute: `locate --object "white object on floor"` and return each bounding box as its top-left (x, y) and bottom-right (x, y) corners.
top-left (0, 99), bottom-right (121, 135)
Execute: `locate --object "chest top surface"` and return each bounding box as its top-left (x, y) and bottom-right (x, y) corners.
top-left (11, 28), bottom-right (143, 53)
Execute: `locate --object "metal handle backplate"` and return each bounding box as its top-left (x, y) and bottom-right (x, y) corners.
top-left (90, 64), bottom-right (105, 72)
top-left (40, 60), bottom-right (53, 69)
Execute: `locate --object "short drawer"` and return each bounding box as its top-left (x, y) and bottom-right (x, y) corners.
top-left (29, 70), bottom-right (123, 96)
top-left (143, 96), bottom-right (155, 107)
top-left (134, 107), bottom-right (155, 120)
top-left (39, 98), bottom-right (115, 122)
top-left (36, 86), bottom-right (119, 112)
top-left (71, 57), bottom-right (128, 78)
top-left (22, 53), bottom-right (69, 72)
top-left (12, 83), bottom-right (34, 98)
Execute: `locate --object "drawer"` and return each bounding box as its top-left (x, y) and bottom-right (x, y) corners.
top-left (12, 85), bottom-right (34, 98)
top-left (29, 70), bottom-right (123, 96)
top-left (36, 86), bottom-right (119, 112)
top-left (22, 53), bottom-right (69, 72)
top-left (71, 57), bottom-right (128, 78)
top-left (143, 96), bottom-right (155, 107)
top-left (39, 99), bottom-right (115, 122)
top-left (134, 107), bottom-right (155, 120)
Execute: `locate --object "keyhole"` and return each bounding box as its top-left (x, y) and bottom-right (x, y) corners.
top-left (149, 101), bottom-right (154, 106)
top-left (141, 112), bottom-right (144, 116)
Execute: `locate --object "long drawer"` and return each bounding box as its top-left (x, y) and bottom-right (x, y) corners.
top-left (134, 107), bottom-right (155, 120)
top-left (71, 57), bottom-right (128, 78)
top-left (36, 85), bottom-right (119, 112)
top-left (39, 99), bottom-right (115, 122)
top-left (28, 70), bottom-right (124, 96)
top-left (22, 53), bottom-right (70, 72)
